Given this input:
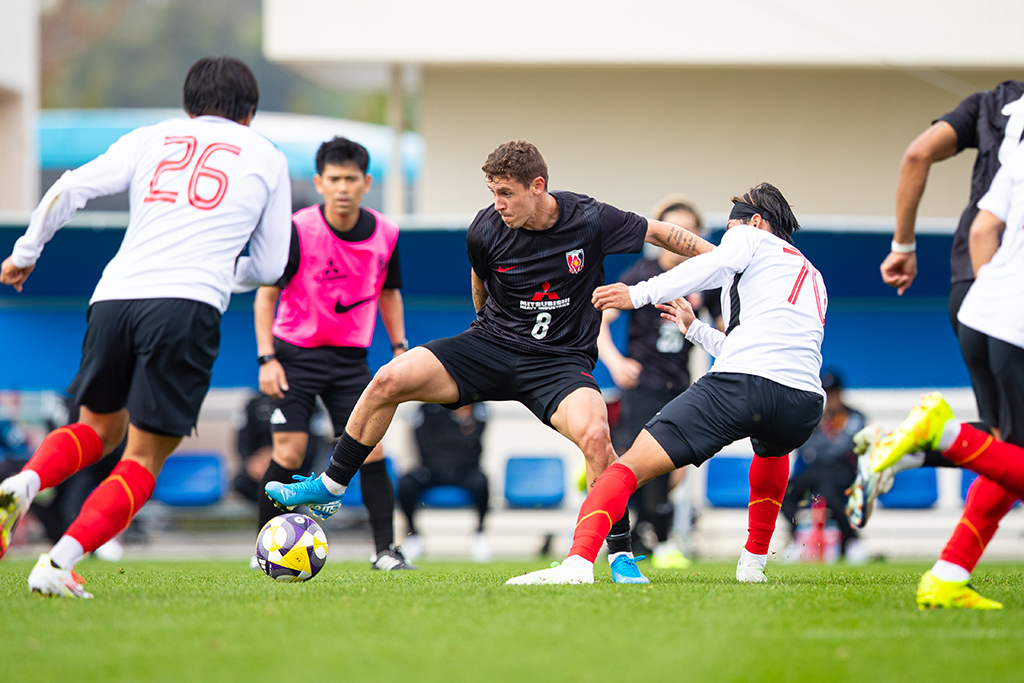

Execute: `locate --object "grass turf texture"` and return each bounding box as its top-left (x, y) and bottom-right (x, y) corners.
top-left (1, 560), bottom-right (1021, 683)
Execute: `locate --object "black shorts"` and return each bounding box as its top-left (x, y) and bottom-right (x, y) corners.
top-left (423, 332), bottom-right (598, 426)
top-left (957, 324), bottom-right (1024, 448)
top-left (269, 338), bottom-right (372, 436)
top-left (67, 298), bottom-right (221, 437)
top-left (645, 372), bottom-right (824, 468)
top-left (613, 385), bottom-right (682, 453)
top-left (949, 280), bottom-right (973, 336)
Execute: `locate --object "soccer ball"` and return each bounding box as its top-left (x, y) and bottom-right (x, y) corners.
top-left (255, 513), bottom-right (328, 582)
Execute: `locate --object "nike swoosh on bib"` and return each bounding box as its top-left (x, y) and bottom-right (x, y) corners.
top-left (335, 296), bottom-right (374, 314)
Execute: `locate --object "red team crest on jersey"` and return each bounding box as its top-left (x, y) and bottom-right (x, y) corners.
top-left (566, 249), bottom-right (584, 274)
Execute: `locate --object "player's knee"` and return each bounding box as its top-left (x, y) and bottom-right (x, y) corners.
top-left (577, 424), bottom-right (613, 462)
top-left (367, 364), bottom-right (408, 404)
top-left (273, 447), bottom-right (304, 470)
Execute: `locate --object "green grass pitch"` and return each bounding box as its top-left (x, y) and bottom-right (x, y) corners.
top-left (2, 559), bottom-right (1021, 682)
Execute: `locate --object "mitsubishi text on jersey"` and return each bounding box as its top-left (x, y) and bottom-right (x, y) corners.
top-left (12, 115), bottom-right (291, 313)
top-left (628, 225), bottom-right (827, 397)
top-left (467, 191), bottom-right (647, 360)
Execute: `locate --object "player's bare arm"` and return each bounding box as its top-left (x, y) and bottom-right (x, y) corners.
top-left (596, 308), bottom-right (641, 390)
top-left (592, 282), bottom-right (634, 311)
top-left (968, 209), bottom-right (1006, 276)
top-left (378, 288), bottom-right (408, 358)
top-left (885, 121), bottom-right (959, 295)
top-left (0, 258), bottom-right (34, 293)
top-left (471, 269), bottom-right (488, 312)
top-left (644, 218), bottom-right (714, 259)
top-left (254, 285), bottom-right (288, 399)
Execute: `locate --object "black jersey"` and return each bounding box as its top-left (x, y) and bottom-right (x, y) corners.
top-left (619, 257), bottom-right (722, 393)
top-left (937, 80), bottom-right (1024, 284)
top-left (467, 191), bottom-right (647, 360)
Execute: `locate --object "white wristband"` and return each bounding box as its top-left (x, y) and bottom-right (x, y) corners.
top-left (891, 240), bottom-right (916, 254)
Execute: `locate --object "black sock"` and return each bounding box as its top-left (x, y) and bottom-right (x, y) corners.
top-left (923, 450), bottom-right (958, 468)
top-left (606, 507), bottom-right (633, 555)
top-left (359, 460), bottom-right (395, 555)
top-left (325, 432), bottom-right (375, 486)
top-left (258, 459), bottom-right (302, 531)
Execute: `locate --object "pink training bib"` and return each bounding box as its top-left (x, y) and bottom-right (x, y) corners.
top-left (273, 205), bottom-right (399, 348)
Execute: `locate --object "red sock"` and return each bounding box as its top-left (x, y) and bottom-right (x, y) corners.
top-left (24, 423), bottom-right (104, 490)
top-left (64, 459), bottom-right (156, 554)
top-left (745, 455), bottom-right (789, 555)
top-left (943, 424), bottom-right (1024, 500)
top-left (939, 476), bottom-right (1017, 572)
top-left (568, 463), bottom-right (637, 562)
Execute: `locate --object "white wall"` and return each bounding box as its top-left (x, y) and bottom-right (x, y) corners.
top-left (265, 0), bottom-right (1024, 68)
top-left (417, 66), bottom-right (1022, 218)
top-left (0, 0), bottom-right (39, 211)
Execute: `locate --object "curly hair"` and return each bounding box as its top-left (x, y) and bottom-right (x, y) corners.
top-left (481, 140), bottom-right (549, 189)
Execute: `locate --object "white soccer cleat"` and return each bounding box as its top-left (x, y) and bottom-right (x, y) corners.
top-left (28, 554), bottom-right (93, 598)
top-left (0, 472), bottom-right (33, 560)
top-left (402, 533), bottom-right (424, 562)
top-left (506, 555), bottom-right (594, 585)
top-left (736, 550), bottom-right (768, 583)
top-left (93, 538), bottom-right (124, 562)
top-left (846, 426), bottom-right (896, 529)
top-left (470, 532), bottom-right (493, 562)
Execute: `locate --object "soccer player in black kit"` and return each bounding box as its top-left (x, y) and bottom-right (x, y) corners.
top-left (267, 140), bottom-right (714, 582)
top-left (847, 80), bottom-right (1024, 607)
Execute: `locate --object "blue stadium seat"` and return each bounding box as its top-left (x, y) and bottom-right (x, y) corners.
top-left (504, 457), bottom-right (564, 508)
top-left (420, 485), bottom-right (476, 508)
top-left (877, 467), bottom-right (938, 509)
top-left (342, 457), bottom-right (398, 507)
top-left (152, 452), bottom-right (226, 507)
top-left (704, 456), bottom-right (752, 508)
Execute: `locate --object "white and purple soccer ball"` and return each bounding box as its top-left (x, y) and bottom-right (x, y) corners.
top-left (255, 513), bottom-right (328, 582)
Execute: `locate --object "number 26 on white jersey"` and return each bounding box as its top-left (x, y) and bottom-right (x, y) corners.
top-left (143, 135), bottom-right (240, 210)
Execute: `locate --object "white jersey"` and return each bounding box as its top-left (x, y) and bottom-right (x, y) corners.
top-left (959, 138), bottom-right (1024, 348)
top-left (12, 115), bottom-right (291, 313)
top-left (629, 224), bottom-right (827, 397)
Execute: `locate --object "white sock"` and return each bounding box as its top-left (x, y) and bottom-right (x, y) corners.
top-left (21, 469), bottom-right (42, 500)
top-left (562, 554), bottom-right (594, 571)
top-left (931, 559), bottom-right (971, 583)
top-left (608, 551), bottom-right (634, 564)
top-left (892, 451), bottom-right (926, 474)
top-left (319, 473), bottom-right (347, 496)
top-left (739, 548), bottom-right (767, 568)
top-left (50, 536), bottom-right (86, 569)
top-left (936, 420), bottom-right (960, 453)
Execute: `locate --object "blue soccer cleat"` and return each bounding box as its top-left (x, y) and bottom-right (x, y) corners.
top-left (265, 473), bottom-right (345, 520)
top-left (610, 554), bottom-right (649, 584)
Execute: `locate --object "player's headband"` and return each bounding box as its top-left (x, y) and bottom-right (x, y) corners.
top-left (729, 200), bottom-right (772, 225)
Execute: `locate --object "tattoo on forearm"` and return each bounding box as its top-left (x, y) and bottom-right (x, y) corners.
top-left (666, 227), bottom-right (699, 256)
top-left (472, 282), bottom-right (487, 312)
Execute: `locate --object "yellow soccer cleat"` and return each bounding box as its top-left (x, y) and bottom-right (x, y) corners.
top-left (916, 570), bottom-right (1002, 610)
top-left (651, 544), bottom-right (692, 570)
top-left (871, 392), bottom-right (954, 473)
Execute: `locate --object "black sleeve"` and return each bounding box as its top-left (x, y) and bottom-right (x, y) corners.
top-left (273, 223), bottom-right (301, 288)
top-left (936, 91), bottom-right (982, 153)
top-left (702, 288), bottom-right (722, 319)
top-left (382, 241), bottom-right (402, 289)
top-left (466, 210), bottom-right (492, 281)
top-left (598, 203), bottom-right (648, 255)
